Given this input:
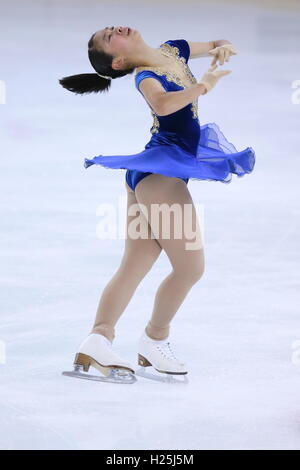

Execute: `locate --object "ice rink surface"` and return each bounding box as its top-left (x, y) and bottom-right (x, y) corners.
top-left (1, 0), bottom-right (300, 450)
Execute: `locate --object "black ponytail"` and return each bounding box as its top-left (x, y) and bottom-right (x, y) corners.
top-left (59, 32), bottom-right (135, 95)
top-left (59, 73), bottom-right (112, 94)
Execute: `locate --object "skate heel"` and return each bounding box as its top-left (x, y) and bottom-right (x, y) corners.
top-left (74, 352), bottom-right (134, 377)
top-left (138, 354), bottom-right (152, 367)
top-left (74, 352), bottom-right (111, 376)
top-left (74, 353), bottom-right (93, 372)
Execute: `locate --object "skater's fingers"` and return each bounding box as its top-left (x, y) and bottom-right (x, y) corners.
top-left (210, 56), bottom-right (217, 67)
top-left (224, 50), bottom-right (231, 62)
top-left (219, 48), bottom-right (225, 65)
top-left (208, 47), bottom-right (219, 55)
top-left (215, 69), bottom-right (232, 77)
top-left (208, 63), bottom-right (218, 72)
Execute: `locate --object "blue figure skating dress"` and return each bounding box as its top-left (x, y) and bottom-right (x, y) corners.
top-left (84, 39), bottom-right (256, 191)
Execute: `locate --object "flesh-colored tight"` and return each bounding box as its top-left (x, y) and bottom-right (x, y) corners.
top-left (90, 173), bottom-right (205, 342)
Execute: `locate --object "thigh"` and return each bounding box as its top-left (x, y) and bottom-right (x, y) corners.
top-left (134, 174), bottom-right (204, 272)
top-left (122, 180), bottom-right (162, 264)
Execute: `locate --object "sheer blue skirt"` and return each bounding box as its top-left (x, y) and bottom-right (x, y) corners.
top-left (84, 122), bottom-right (256, 185)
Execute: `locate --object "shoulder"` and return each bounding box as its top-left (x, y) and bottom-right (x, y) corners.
top-left (161, 39), bottom-right (190, 63)
top-left (134, 67), bottom-right (167, 91)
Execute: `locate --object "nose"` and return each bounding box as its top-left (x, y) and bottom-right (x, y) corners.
top-left (111, 26), bottom-right (126, 35)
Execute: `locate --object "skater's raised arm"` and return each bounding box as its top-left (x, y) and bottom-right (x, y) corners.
top-left (187, 40), bottom-right (216, 59)
top-left (187, 40), bottom-right (230, 58)
top-left (138, 78), bottom-right (207, 116)
top-left (138, 65), bottom-right (232, 116)
top-left (187, 39), bottom-right (237, 67)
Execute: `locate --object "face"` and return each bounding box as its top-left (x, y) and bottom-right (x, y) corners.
top-left (93, 26), bottom-right (141, 70)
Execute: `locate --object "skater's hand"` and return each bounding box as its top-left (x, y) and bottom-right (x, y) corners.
top-left (199, 64), bottom-right (232, 94)
top-left (208, 43), bottom-right (237, 67)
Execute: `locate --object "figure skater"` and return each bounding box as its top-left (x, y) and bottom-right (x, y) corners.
top-left (59, 26), bottom-right (255, 384)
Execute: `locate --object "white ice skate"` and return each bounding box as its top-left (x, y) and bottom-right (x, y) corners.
top-left (62, 333), bottom-right (137, 384)
top-left (135, 331), bottom-right (189, 384)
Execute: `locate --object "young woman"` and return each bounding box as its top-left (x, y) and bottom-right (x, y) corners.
top-left (60, 26), bottom-right (255, 384)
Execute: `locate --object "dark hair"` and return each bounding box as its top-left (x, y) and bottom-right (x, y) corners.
top-left (59, 32), bottom-right (135, 95)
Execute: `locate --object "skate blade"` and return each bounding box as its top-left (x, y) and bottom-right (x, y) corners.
top-left (135, 366), bottom-right (188, 384)
top-left (62, 365), bottom-right (137, 384)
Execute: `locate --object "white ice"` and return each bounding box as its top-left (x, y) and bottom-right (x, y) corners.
top-left (0, 0), bottom-right (300, 450)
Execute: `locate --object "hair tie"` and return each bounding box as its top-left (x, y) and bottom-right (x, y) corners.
top-left (95, 71), bottom-right (111, 80)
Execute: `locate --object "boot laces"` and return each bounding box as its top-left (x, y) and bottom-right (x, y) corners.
top-left (156, 341), bottom-right (178, 361)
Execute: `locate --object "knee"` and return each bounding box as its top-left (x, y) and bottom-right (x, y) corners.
top-left (174, 259), bottom-right (205, 286)
top-left (187, 262), bottom-right (205, 285)
top-left (185, 250), bottom-right (205, 285)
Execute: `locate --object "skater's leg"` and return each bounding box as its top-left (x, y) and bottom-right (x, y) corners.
top-left (90, 182), bottom-right (162, 342)
top-left (135, 174), bottom-right (205, 341)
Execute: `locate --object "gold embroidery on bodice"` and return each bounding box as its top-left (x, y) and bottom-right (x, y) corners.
top-left (135, 42), bottom-right (199, 134)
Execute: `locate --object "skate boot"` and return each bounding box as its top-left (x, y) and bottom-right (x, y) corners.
top-left (135, 330), bottom-right (188, 384)
top-left (62, 333), bottom-right (137, 384)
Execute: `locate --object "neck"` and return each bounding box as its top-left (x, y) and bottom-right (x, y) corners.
top-left (133, 43), bottom-right (171, 68)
